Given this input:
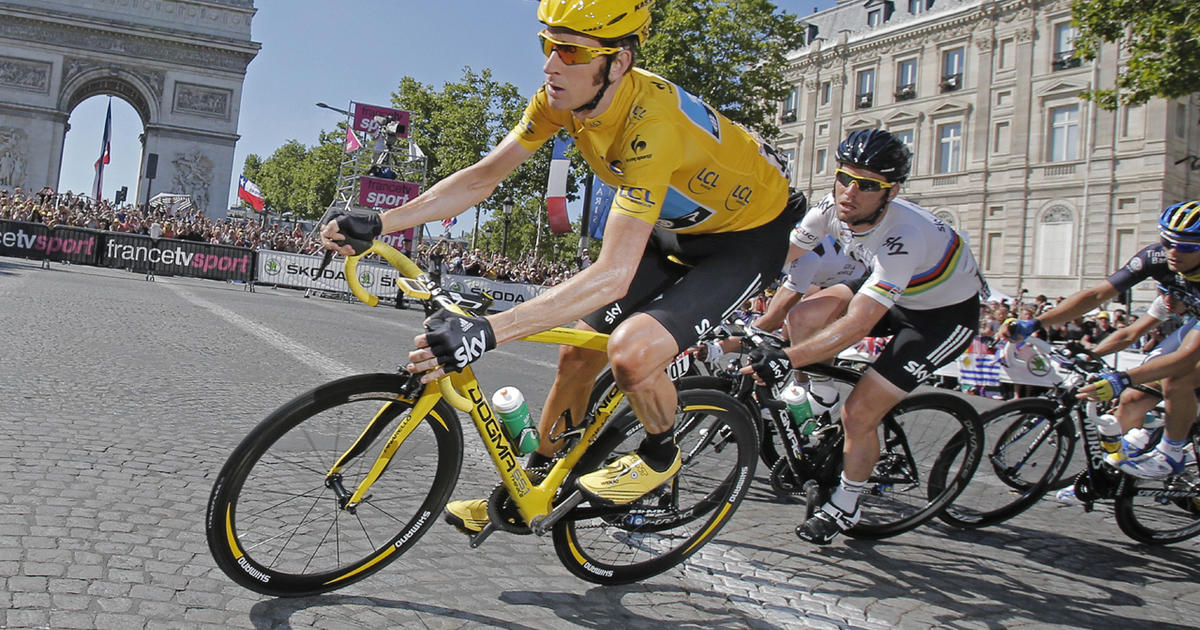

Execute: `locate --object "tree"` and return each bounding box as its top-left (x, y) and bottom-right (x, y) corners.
top-left (1072, 0), bottom-right (1200, 109)
top-left (241, 130), bottom-right (340, 218)
top-left (393, 67), bottom-right (582, 255)
top-left (642, 0), bottom-right (806, 138)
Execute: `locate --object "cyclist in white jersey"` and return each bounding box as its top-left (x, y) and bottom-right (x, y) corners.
top-left (743, 129), bottom-right (986, 544)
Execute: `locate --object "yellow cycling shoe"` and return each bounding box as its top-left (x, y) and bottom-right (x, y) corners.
top-left (443, 499), bottom-right (489, 535)
top-left (577, 449), bottom-right (681, 505)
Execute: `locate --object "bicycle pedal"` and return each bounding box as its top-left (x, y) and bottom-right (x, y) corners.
top-left (469, 522), bottom-right (496, 548)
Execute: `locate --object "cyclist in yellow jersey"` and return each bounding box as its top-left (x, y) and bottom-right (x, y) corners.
top-left (321, 0), bottom-right (800, 534)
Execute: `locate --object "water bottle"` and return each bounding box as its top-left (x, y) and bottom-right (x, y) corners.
top-left (780, 384), bottom-right (819, 436)
top-left (1092, 411), bottom-right (1123, 455)
top-left (492, 387), bottom-right (539, 455)
top-left (808, 381), bottom-right (841, 422)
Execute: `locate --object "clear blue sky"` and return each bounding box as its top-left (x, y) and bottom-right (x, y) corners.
top-left (58, 0), bottom-right (836, 234)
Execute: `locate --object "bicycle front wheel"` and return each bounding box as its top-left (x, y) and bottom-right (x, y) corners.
top-left (936, 397), bottom-right (1073, 529)
top-left (552, 388), bottom-right (757, 585)
top-left (206, 373), bottom-right (463, 597)
top-left (848, 391), bottom-right (983, 539)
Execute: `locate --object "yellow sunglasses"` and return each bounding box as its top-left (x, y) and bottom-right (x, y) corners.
top-left (835, 168), bottom-right (895, 192)
top-left (538, 30), bottom-right (621, 65)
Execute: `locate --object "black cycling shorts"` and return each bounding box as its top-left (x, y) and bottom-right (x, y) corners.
top-left (842, 281), bottom-right (980, 392)
top-left (582, 197), bottom-right (801, 351)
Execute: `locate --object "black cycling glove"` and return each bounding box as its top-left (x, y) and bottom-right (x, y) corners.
top-left (424, 308), bottom-right (497, 372)
top-left (330, 210), bottom-right (383, 255)
top-left (747, 345), bottom-right (792, 387)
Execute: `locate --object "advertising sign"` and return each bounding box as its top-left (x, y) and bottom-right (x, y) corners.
top-left (358, 176), bottom-right (420, 209)
top-left (352, 103), bottom-right (410, 138)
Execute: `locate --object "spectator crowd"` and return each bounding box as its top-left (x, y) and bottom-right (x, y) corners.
top-left (0, 187), bottom-right (588, 287)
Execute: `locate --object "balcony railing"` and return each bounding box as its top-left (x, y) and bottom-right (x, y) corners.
top-left (895, 84), bottom-right (916, 101)
top-left (780, 110), bottom-right (797, 123)
top-left (1043, 164), bottom-right (1077, 176)
top-left (856, 93), bottom-right (873, 109)
top-left (940, 73), bottom-right (962, 92)
top-left (1052, 50), bottom-right (1082, 71)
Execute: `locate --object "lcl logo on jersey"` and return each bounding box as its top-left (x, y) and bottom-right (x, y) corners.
top-left (688, 168), bottom-right (720, 195)
top-left (724, 184), bottom-right (752, 212)
top-left (617, 186), bottom-right (654, 209)
top-left (629, 105), bottom-right (647, 122)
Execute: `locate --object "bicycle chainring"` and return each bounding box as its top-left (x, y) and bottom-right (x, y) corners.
top-left (769, 458), bottom-right (808, 500)
top-left (486, 466), bottom-right (549, 535)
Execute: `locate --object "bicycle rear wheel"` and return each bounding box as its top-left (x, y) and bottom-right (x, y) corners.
top-left (936, 397), bottom-right (1073, 529)
top-left (206, 373), bottom-right (463, 597)
top-left (1114, 436), bottom-right (1200, 544)
top-left (848, 392), bottom-right (983, 539)
top-left (552, 388), bottom-right (757, 585)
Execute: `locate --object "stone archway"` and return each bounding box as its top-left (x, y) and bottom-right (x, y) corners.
top-left (0, 0), bottom-right (259, 215)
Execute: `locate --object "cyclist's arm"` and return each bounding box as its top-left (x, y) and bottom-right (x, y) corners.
top-left (1035, 280), bottom-right (1120, 329)
top-left (486, 213), bottom-right (654, 344)
top-left (1090, 311), bottom-right (1162, 356)
top-left (753, 284), bottom-right (802, 334)
top-left (1123, 327), bottom-right (1200, 385)
top-left (782, 292), bottom-right (889, 368)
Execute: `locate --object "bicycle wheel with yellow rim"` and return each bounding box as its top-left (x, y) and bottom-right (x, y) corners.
top-left (205, 373), bottom-right (463, 597)
top-left (552, 387), bottom-right (757, 584)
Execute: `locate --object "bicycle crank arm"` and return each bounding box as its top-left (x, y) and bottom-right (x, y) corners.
top-left (529, 490), bottom-right (585, 536)
top-left (469, 522), bottom-right (497, 549)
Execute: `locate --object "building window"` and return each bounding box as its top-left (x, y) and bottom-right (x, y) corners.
top-left (896, 59), bottom-right (917, 100)
top-left (941, 47), bottom-right (964, 92)
top-left (909, 0), bottom-right (932, 14)
top-left (1048, 104), bottom-right (1080, 162)
top-left (1035, 205), bottom-right (1074, 275)
top-left (817, 122), bottom-right (829, 136)
top-left (868, 9), bottom-right (883, 26)
top-left (996, 90), bottom-right (1012, 107)
top-left (893, 129), bottom-right (915, 174)
top-left (781, 87), bottom-right (798, 123)
top-left (1177, 103), bottom-right (1188, 137)
top-left (820, 81), bottom-right (831, 106)
top-left (1120, 104), bottom-right (1144, 138)
top-left (997, 38), bottom-right (1014, 70)
top-left (1052, 22), bottom-right (1080, 70)
top-left (936, 122), bottom-right (962, 173)
top-left (1115, 228), bottom-right (1136, 269)
top-left (1117, 197), bottom-right (1137, 213)
top-left (856, 69), bottom-right (875, 108)
top-left (985, 231), bottom-right (1002, 272)
top-left (992, 121), bottom-right (1010, 154)
top-left (815, 148), bottom-right (827, 174)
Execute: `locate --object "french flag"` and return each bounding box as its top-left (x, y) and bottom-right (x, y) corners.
top-left (238, 175), bottom-right (265, 212)
top-left (92, 100), bottom-right (112, 201)
top-left (546, 137), bottom-right (571, 234)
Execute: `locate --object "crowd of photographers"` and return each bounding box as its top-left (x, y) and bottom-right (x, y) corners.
top-left (0, 187), bottom-right (586, 287)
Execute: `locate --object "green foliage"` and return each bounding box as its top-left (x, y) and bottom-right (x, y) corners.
top-left (241, 130), bottom-right (340, 218)
top-left (642, 0), bottom-right (806, 138)
top-left (1072, 0), bottom-right (1200, 109)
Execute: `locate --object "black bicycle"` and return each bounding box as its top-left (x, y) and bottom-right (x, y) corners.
top-left (934, 341), bottom-right (1200, 544)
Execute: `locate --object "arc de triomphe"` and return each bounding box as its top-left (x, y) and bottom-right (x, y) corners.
top-left (0, 0), bottom-right (259, 215)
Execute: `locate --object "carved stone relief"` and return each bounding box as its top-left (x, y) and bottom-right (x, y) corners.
top-left (171, 149), bottom-right (214, 212)
top-left (173, 83), bottom-right (231, 118)
top-left (0, 56), bottom-right (51, 93)
top-left (63, 57), bottom-right (164, 103)
top-left (0, 127), bottom-right (30, 188)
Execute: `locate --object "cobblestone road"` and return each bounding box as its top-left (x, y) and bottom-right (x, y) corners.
top-left (1, 257), bottom-right (1198, 629)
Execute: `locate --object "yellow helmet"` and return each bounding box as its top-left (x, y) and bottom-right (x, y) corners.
top-left (537, 0), bottom-right (654, 44)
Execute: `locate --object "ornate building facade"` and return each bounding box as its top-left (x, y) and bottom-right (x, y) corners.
top-left (778, 0), bottom-right (1200, 305)
top-left (0, 0), bottom-right (259, 215)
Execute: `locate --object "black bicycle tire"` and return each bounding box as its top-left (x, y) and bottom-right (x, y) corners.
top-left (1113, 429), bottom-right (1200, 544)
top-left (846, 391), bottom-right (984, 539)
top-left (551, 387), bottom-right (757, 585)
top-left (206, 373), bottom-right (463, 597)
top-left (935, 397), bottom-right (1073, 529)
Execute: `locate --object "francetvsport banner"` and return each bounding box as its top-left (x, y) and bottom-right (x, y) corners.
top-left (101, 232), bottom-right (255, 282)
top-left (0, 220), bottom-right (103, 265)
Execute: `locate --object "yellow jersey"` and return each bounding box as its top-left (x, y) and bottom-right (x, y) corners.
top-left (509, 68), bottom-right (788, 234)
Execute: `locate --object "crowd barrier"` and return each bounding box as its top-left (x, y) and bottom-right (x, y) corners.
top-left (1, 219), bottom-right (544, 311)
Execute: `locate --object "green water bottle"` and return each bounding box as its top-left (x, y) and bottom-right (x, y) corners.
top-left (492, 387), bottom-right (540, 455)
top-left (780, 383), bottom-right (818, 435)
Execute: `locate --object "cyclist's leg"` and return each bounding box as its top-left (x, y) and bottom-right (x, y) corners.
top-left (535, 326), bottom-right (609, 457)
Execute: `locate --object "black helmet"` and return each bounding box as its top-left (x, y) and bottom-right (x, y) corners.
top-left (836, 129), bottom-right (911, 183)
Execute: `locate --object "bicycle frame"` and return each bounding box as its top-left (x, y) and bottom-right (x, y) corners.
top-left (327, 240), bottom-right (624, 534)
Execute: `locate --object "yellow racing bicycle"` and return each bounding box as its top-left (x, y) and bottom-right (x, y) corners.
top-left (205, 239), bottom-right (759, 596)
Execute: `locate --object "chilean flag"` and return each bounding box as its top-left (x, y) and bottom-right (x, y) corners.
top-left (92, 100), bottom-right (112, 201)
top-left (546, 137), bottom-right (571, 234)
top-left (441, 215), bottom-right (457, 232)
top-left (238, 175), bottom-right (265, 212)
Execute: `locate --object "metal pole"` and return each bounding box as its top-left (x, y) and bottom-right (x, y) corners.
top-left (578, 174), bottom-right (594, 256)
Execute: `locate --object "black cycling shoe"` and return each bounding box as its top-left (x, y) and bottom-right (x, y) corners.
top-left (796, 501), bottom-right (861, 545)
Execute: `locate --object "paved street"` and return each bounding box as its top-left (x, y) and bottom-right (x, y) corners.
top-left (2, 256), bottom-right (1198, 629)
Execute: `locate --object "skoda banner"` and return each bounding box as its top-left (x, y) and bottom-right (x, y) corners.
top-left (0, 220), bottom-right (102, 264)
top-left (444, 274), bottom-right (550, 311)
top-left (256, 250), bottom-right (402, 297)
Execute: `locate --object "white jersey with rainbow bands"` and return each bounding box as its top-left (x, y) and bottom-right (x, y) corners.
top-left (792, 193), bottom-right (984, 310)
